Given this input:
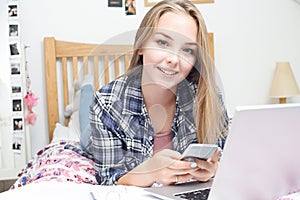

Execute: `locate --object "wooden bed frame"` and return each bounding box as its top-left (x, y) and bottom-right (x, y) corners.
top-left (44, 34), bottom-right (214, 142)
top-left (44, 37), bottom-right (133, 141)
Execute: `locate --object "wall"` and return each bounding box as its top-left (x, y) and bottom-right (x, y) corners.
top-left (0, 2), bottom-right (11, 87)
top-left (17, 0), bottom-right (300, 156)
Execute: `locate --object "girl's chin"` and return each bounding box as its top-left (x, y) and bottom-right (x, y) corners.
top-left (154, 82), bottom-right (178, 92)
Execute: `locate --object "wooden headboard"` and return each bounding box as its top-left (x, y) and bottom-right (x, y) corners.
top-left (43, 33), bottom-right (214, 142)
top-left (44, 37), bottom-right (133, 141)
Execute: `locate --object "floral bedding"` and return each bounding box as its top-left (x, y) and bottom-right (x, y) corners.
top-left (10, 140), bottom-right (97, 189)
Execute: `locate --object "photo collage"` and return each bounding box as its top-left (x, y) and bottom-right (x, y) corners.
top-left (8, 0), bottom-right (23, 154)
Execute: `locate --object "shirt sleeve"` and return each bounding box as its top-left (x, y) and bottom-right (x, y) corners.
top-left (89, 93), bottom-right (127, 185)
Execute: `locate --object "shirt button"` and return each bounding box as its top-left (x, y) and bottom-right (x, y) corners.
top-left (149, 136), bottom-right (153, 141)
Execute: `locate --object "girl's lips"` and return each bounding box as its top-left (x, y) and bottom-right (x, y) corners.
top-left (157, 66), bottom-right (178, 76)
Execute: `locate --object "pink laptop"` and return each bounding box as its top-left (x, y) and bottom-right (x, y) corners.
top-left (145, 103), bottom-right (300, 200)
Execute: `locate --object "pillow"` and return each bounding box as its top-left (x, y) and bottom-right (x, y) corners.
top-left (52, 123), bottom-right (70, 143)
top-left (60, 75), bottom-right (94, 147)
top-left (78, 77), bottom-right (94, 150)
top-left (51, 111), bottom-right (81, 143)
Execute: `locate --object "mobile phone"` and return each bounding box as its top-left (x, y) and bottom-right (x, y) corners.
top-left (181, 144), bottom-right (218, 161)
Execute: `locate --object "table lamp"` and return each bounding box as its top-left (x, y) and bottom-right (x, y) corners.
top-left (270, 62), bottom-right (300, 104)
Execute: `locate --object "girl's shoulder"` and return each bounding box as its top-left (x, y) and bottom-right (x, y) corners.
top-left (92, 77), bottom-right (129, 113)
top-left (95, 74), bottom-right (142, 106)
top-left (93, 74), bottom-right (143, 116)
top-left (98, 76), bottom-right (128, 95)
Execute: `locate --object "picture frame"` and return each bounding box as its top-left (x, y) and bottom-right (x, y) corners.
top-left (108, 0), bottom-right (122, 7)
top-left (144, 0), bottom-right (214, 7)
top-left (12, 99), bottom-right (22, 112)
top-left (13, 117), bottom-right (23, 131)
top-left (8, 4), bottom-right (18, 18)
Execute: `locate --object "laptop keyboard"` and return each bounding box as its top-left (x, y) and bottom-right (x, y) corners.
top-left (174, 188), bottom-right (211, 200)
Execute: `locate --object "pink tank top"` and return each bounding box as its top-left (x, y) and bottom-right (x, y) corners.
top-left (153, 131), bottom-right (173, 154)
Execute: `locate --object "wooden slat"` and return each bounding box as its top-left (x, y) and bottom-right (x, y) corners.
top-left (83, 56), bottom-right (88, 75)
top-left (61, 57), bottom-right (69, 126)
top-left (114, 55), bottom-right (120, 78)
top-left (93, 56), bottom-right (99, 90)
top-left (72, 57), bottom-right (78, 80)
top-left (44, 37), bottom-right (59, 142)
top-left (62, 57), bottom-right (68, 106)
top-left (104, 55), bottom-right (109, 84)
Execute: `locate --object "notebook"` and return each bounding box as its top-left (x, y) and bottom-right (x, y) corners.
top-left (144, 103), bottom-right (300, 200)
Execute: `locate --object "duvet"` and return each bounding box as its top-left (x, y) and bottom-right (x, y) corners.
top-left (11, 140), bottom-right (97, 189)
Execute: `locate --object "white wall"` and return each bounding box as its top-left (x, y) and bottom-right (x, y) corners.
top-left (17, 0), bottom-right (300, 156)
top-left (0, 2), bottom-right (11, 88)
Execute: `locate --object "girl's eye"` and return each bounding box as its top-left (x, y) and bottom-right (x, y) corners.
top-left (183, 48), bottom-right (194, 55)
top-left (157, 39), bottom-right (169, 47)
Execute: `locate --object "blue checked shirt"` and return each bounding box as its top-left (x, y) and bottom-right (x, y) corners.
top-left (88, 72), bottom-right (228, 185)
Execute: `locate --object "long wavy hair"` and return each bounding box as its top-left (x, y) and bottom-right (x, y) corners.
top-left (128, 0), bottom-right (228, 144)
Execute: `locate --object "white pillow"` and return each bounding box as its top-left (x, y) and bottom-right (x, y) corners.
top-left (52, 123), bottom-right (69, 143)
top-left (55, 78), bottom-right (82, 143)
top-left (51, 111), bottom-right (80, 143)
top-left (68, 110), bottom-right (80, 142)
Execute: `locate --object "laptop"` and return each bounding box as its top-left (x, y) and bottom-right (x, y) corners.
top-left (144, 103), bottom-right (300, 200)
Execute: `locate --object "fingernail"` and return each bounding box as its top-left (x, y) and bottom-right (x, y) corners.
top-left (190, 163), bottom-right (197, 169)
top-left (188, 158), bottom-right (194, 162)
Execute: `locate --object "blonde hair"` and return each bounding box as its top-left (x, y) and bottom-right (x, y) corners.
top-left (128, 0), bottom-right (228, 144)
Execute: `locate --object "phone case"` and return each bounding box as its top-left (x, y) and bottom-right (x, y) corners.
top-left (182, 144), bottom-right (218, 160)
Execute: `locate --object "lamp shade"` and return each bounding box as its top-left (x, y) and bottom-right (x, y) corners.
top-left (270, 62), bottom-right (300, 98)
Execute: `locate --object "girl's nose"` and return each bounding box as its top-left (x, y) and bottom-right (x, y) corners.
top-left (166, 52), bottom-right (179, 66)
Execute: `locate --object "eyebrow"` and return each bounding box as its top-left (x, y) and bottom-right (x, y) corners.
top-left (154, 32), bottom-right (198, 47)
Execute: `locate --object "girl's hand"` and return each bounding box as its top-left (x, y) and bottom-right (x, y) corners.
top-left (117, 149), bottom-right (198, 187)
top-left (188, 148), bottom-right (221, 182)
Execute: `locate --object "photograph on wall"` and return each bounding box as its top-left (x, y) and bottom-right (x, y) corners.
top-left (10, 60), bottom-right (21, 75)
top-left (108, 0), bottom-right (122, 7)
top-left (9, 42), bottom-right (20, 57)
top-left (8, 4), bottom-right (18, 19)
top-left (9, 23), bottom-right (18, 38)
top-left (12, 135), bottom-right (22, 154)
top-left (125, 0), bottom-right (136, 15)
top-left (12, 99), bottom-right (22, 112)
top-left (13, 117), bottom-right (23, 131)
top-left (12, 85), bottom-right (22, 94)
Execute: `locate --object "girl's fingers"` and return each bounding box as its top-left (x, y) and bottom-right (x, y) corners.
top-left (208, 148), bottom-right (221, 163)
top-left (192, 148), bottom-right (220, 171)
top-left (168, 159), bottom-right (198, 170)
top-left (189, 169), bottom-right (213, 182)
top-left (173, 173), bottom-right (194, 184)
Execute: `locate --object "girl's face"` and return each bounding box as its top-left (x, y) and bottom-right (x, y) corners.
top-left (140, 12), bottom-right (198, 90)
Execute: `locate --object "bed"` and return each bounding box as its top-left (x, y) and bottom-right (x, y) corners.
top-left (10, 37), bottom-right (134, 189)
top-left (10, 34), bottom-right (216, 189)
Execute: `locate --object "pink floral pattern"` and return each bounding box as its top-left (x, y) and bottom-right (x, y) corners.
top-left (11, 140), bottom-right (97, 189)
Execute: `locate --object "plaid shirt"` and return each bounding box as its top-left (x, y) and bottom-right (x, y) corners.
top-left (88, 71), bottom-right (228, 185)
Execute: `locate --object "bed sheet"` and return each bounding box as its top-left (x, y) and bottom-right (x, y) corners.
top-left (10, 140), bottom-right (97, 189)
